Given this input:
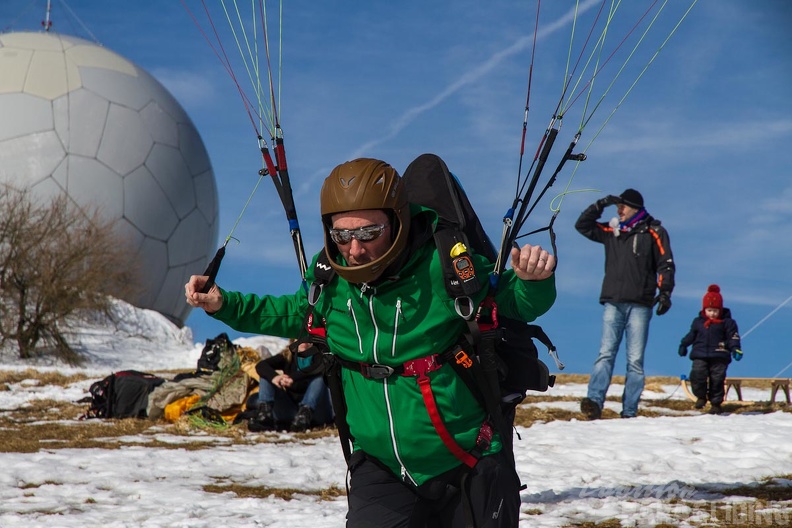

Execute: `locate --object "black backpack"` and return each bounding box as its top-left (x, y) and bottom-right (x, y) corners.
top-left (79, 370), bottom-right (165, 420)
top-left (401, 154), bottom-right (560, 457)
top-left (401, 153), bottom-right (558, 393)
top-left (172, 332), bottom-right (239, 383)
top-left (197, 332), bottom-right (235, 374)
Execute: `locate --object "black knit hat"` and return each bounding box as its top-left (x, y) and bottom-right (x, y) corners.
top-left (619, 188), bottom-right (644, 209)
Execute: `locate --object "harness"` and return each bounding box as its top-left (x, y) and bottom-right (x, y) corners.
top-left (297, 154), bottom-right (558, 480)
top-left (330, 347), bottom-right (494, 469)
top-left (297, 236), bottom-right (512, 470)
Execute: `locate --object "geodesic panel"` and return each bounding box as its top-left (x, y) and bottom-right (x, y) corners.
top-left (116, 217), bottom-right (147, 254)
top-left (0, 47), bottom-right (32, 92)
top-left (0, 93), bottom-right (51, 140)
top-left (169, 210), bottom-right (215, 267)
top-left (0, 130), bottom-right (65, 187)
top-left (0, 31), bottom-right (219, 326)
top-left (140, 102), bottom-right (179, 147)
top-left (179, 121), bottom-right (212, 175)
top-left (157, 263), bottom-right (193, 325)
top-left (137, 237), bottom-right (170, 307)
top-left (194, 169), bottom-right (218, 223)
top-left (124, 166), bottom-right (179, 241)
top-left (55, 89), bottom-right (109, 157)
top-left (146, 143), bottom-right (197, 219)
top-left (99, 104), bottom-right (154, 176)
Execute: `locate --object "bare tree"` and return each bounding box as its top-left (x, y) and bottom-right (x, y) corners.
top-left (0, 185), bottom-right (141, 363)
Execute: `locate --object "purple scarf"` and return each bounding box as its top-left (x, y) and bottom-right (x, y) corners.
top-left (619, 208), bottom-right (648, 232)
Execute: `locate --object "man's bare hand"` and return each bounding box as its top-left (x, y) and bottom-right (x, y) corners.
top-left (184, 275), bottom-right (223, 313)
top-left (510, 244), bottom-right (555, 281)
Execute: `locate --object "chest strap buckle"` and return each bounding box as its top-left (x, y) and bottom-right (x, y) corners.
top-left (362, 364), bottom-right (396, 379)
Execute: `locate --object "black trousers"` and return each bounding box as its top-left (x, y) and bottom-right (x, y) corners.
top-left (345, 450), bottom-right (521, 528)
top-left (690, 358), bottom-right (729, 406)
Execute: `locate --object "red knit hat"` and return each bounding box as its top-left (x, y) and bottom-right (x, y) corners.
top-left (702, 284), bottom-right (723, 310)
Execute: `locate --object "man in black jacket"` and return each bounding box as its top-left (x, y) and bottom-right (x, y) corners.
top-left (575, 189), bottom-right (675, 419)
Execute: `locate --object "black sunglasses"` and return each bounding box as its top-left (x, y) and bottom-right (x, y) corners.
top-left (329, 224), bottom-right (389, 245)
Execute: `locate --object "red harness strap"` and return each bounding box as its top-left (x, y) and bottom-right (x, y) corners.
top-left (403, 355), bottom-right (480, 468)
top-left (332, 353), bottom-right (491, 468)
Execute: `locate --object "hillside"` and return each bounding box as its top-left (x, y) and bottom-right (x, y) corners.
top-left (1, 300), bottom-right (791, 527)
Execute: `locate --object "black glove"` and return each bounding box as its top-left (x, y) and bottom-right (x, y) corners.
top-left (678, 345), bottom-right (687, 357)
top-left (596, 195), bottom-right (620, 210)
top-left (654, 292), bottom-right (672, 316)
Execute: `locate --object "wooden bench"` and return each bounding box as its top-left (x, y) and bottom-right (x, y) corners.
top-left (725, 377), bottom-right (791, 404)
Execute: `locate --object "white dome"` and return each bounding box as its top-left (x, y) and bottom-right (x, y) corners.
top-left (0, 31), bottom-right (219, 326)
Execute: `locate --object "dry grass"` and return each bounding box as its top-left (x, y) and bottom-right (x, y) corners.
top-left (673, 479), bottom-right (792, 528)
top-left (0, 368), bottom-right (91, 387)
top-left (556, 373), bottom-right (786, 391)
top-left (563, 521), bottom-right (625, 528)
top-left (514, 401), bottom-right (580, 427)
top-left (559, 477), bottom-right (792, 528)
top-left (4, 369), bottom-right (792, 527)
top-left (4, 370), bottom-right (787, 452)
top-left (721, 475), bottom-right (792, 502)
top-left (0, 369), bottom-right (338, 453)
top-left (513, 375), bottom-right (791, 428)
top-left (203, 482), bottom-right (346, 501)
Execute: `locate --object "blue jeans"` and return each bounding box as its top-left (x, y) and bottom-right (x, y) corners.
top-left (257, 376), bottom-right (334, 425)
top-left (587, 302), bottom-right (652, 417)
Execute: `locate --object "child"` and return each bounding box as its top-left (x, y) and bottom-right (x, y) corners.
top-left (678, 284), bottom-right (743, 414)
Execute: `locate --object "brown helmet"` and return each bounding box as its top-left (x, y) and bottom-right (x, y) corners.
top-left (320, 158), bottom-right (411, 284)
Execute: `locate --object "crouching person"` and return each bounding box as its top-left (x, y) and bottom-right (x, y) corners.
top-left (249, 343), bottom-right (334, 432)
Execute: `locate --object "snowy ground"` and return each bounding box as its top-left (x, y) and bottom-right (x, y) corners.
top-left (1, 301), bottom-right (790, 527)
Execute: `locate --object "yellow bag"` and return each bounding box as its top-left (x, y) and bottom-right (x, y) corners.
top-left (164, 394), bottom-right (201, 422)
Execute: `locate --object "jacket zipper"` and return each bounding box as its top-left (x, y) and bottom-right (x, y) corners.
top-left (392, 298), bottom-right (402, 358)
top-left (384, 371), bottom-right (415, 485)
top-left (369, 296), bottom-right (380, 364)
top-left (347, 298), bottom-right (363, 356)
top-left (361, 293), bottom-right (416, 485)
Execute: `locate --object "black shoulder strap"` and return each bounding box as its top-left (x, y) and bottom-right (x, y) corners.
top-left (402, 154), bottom-right (518, 460)
top-left (300, 252), bottom-right (355, 463)
top-left (402, 153), bottom-right (497, 307)
top-left (313, 251), bottom-right (335, 281)
top-left (403, 153), bottom-right (497, 262)
top-left (434, 226), bottom-right (482, 318)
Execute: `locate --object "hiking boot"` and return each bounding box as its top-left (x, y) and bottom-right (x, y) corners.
top-left (248, 402), bottom-right (275, 432)
top-left (290, 405), bottom-right (313, 433)
top-left (694, 398), bottom-right (706, 410)
top-left (708, 404), bottom-right (723, 415)
top-left (580, 397), bottom-right (602, 420)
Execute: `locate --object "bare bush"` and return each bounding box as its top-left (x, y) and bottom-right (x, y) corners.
top-left (0, 185), bottom-right (140, 363)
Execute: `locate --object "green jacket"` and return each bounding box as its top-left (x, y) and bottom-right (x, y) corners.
top-left (212, 209), bottom-right (556, 486)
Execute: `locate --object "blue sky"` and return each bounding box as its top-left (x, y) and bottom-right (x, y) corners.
top-left (4, 1), bottom-right (791, 379)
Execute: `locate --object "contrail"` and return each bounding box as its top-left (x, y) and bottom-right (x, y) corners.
top-left (742, 292), bottom-right (792, 378)
top-left (744, 293), bottom-right (792, 341)
top-left (350, 0), bottom-right (602, 159)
